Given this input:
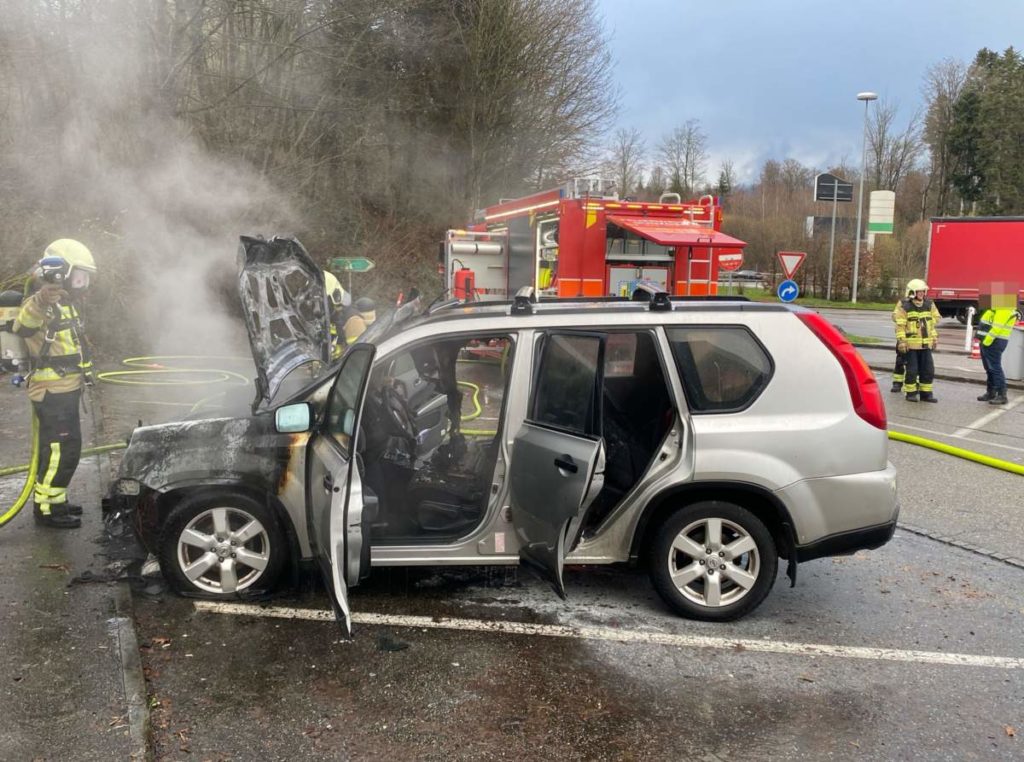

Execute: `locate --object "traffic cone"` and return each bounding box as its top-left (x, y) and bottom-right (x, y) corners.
top-left (970, 338), bottom-right (981, 360)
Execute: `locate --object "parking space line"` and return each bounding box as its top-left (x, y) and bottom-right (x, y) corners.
top-left (954, 395), bottom-right (1024, 438)
top-left (194, 602), bottom-right (1024, 670)
top-left (890, 422), bottom-right (1024, 454)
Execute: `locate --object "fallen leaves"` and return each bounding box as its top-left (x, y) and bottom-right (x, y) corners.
top-left (1006, 726), bottom-right (1016, 738)
top-left (38, 563), bottom-right (70, 573)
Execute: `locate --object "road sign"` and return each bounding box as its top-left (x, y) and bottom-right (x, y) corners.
top-left (777, 250), bottom-right (806, 279)
top-left (717, 250), bottom-right (744, 271)
top-left (777, 279), bottom-right (799, 303)
top-left (814, 173), bottom-right (853, 203)
top-left (868, 190), bottom-right (896, 235)
top-left (330, 257), bottom-right (376, 273)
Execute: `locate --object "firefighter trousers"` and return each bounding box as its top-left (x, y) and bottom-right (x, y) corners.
top-left (31, 389), bottom-right (82, 513)
top-left (903, 349), bottom-right (935, 394)
top-left (892, 349), bottom-right (907, 387)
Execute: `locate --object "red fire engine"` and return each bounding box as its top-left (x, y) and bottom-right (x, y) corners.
top-left (443, 177), bottom-right (747, 300)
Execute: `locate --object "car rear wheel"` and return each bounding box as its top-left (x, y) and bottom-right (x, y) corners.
top-left (158, 491), bottom-right (285, 598)
top-left (649, 501), bottom-right (777, 621)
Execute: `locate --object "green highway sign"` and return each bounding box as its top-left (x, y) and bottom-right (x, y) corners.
top-left (330, 257), bottom-right (375, 273)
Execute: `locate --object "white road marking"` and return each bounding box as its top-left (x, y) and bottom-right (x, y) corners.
top-left (954, 394), bottom-right (1024, 438)
top-left (890, 422), bottom-right (1024, 455)
top-left (194, 601), bottom-right (1024, 670)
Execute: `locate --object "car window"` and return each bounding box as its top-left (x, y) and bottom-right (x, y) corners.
top-left (325, 348), bottom-right (373, 456)
top-left (531, 333), bottom-right (602, 435)
top-left (667, 326), bottom-right (772, 412)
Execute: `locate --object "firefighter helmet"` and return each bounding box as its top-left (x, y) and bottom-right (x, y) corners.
top-left (906, 278), bottom-right (928, 296)
top-left (323, 271), bottom-right (350, 308)
top-left (41, 239), bottom-right (95, 290)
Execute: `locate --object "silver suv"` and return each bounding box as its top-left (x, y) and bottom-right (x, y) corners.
top-left (107, 237), bottom-right (899, 632)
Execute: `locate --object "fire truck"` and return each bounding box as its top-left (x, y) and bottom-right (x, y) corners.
top-left (442, 177), bottom-right (747, 301)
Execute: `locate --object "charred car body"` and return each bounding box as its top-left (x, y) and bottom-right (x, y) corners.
top-left (107, 235), bottom-right (899, 632)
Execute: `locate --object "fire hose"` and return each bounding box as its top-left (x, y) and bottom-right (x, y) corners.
top-left (1, 355), bottom-right (249, 528)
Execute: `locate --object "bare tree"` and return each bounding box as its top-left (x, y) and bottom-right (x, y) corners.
top-left (867, 99), bottom-right (924, 192)
top-left (606, 127), bottom-right (645, 197)
top-left (922, 58), bottom-right (968, 215)
top-left (717, 159), bottom-right (736, 198)
top-left (658, 119), bottom-right (707, 196)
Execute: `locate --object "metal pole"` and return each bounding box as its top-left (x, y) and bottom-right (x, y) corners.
top-left (852, 99), bottom-right (871, 303)
top-left (826, 179), bottom-right (838, 301)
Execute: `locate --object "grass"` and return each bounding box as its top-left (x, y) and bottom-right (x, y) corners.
top-left (725, 286), bottom-right (894, 311)
top-left (844, 334), bottom-right (884, 345)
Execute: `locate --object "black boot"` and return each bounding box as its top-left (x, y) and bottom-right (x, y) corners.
top-left (890, 382), bottom-right (903, 393)
top-left (978, 388), bottom-right (994, 402)
top-left (905, 392), bottom-right (919, 402)
top-left (65, 503), bottom-right (83, 516)
top-left (920, 391), bottom-right (938, 403)
top-left (989, 391), bottom-right (1008, 405)
top-left (33, 503), bottom-right (81, 529)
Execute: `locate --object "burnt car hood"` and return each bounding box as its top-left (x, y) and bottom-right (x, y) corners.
top-left (238, 235), bottom-right (331, 410)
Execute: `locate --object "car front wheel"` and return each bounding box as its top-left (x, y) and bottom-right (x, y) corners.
top-left (649, 501), bottom-right (777, 621)
top-left (158, 491), bottom-right (286, 598)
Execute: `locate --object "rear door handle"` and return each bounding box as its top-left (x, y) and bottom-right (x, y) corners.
top-left (323, 474), bottom-right (338, 492)
top-left (554, 455), bottom-right (578, 474)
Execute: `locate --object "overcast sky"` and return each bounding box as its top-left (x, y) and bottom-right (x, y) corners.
top-left (597, 0), bottom-right (1024, 183)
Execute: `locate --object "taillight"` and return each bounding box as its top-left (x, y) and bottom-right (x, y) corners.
top-left (796, 311), bottom-right (887, 430)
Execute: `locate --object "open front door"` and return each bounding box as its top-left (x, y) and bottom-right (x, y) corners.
top-left (509, 333), bottom-right (606, 598)
top-left (306, 344), bottom-right (376, 635)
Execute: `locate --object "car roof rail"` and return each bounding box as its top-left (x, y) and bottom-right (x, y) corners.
top-left (630, 282), bottom-right (673, 312)
top-left (511, 286), bottom-right (537, 315)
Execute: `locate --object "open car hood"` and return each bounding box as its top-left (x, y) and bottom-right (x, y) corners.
top-left (238, 235), bottom-right (330, 411)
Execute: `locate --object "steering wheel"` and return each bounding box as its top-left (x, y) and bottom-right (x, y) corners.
top-left (381, 382), bottom-right (416, 442)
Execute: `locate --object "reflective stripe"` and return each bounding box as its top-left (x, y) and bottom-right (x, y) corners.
top-left (34, 442), bottom-right (67, 510)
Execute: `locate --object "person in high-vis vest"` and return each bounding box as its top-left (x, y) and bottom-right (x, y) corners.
top-left (975, 292), bottom-right (1022, 406)
top-left (13, 239), bottom-right (97, 528)
top-left (343, 297), bottom-right (376, 345)
top-left (893, 278), bottom-right (941, 403)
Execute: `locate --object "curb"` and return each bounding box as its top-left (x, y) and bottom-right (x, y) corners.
top-left (113, 581), bottom-right (151, 761)
top-left (897, 523), bottom-right (1024, 571)
top-left (864, 361), bottom-right (1024, 391)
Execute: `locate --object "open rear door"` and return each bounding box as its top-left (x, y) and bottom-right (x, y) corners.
top-left (306, 344), bottom-right (376, 635)
top-left (509, 333), bottom-right (606, 597)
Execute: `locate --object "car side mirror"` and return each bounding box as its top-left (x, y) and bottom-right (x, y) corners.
top-left (275, 402), bottom-right (313, 433)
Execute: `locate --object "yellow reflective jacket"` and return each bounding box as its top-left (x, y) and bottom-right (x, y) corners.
top-left (893, 297), bottom-right (940, 350)
top-left (977, 308), bottom-right (1021, 346)
top-left (14, 293), bottom-right (92, 402)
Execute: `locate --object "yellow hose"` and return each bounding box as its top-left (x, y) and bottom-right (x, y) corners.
top-left (0, 411), bottom-right (37, 527)
top-left (97, 355), bottom-right (250, 387)
top-left (888, 430), bottom-right (1024, 476)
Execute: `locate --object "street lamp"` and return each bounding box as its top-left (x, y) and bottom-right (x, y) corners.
top-left (851, 90), bottom-right (877, 304)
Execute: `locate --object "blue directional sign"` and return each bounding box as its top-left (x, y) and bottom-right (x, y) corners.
top-left (777, 279), bottom-right (799, 303)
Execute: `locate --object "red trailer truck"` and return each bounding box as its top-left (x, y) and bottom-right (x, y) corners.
top-left (927, 217), bottom-right (1024, 322)
top-left (442, 177), bottom-right (746, 301)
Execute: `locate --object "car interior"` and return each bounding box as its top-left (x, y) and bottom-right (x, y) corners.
top-left (360, 335), bottom-right (513, 543)
top-left (356, 329), bottom-right (674, 547)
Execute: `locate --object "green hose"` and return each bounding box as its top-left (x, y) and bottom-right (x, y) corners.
top-left (888, 430), bottom-right (1024, 476)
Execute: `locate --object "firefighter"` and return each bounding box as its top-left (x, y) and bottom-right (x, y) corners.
top-left (975, 292), bottom-right (1022, 406)
top-left (894, 278), bottom-right (941, 403)
top-left (13, 239), bottom-right (97, 528)
top-left (324, 270), bottom-right (352, 360)
top-left (343, 297), bottom-right (376, 345)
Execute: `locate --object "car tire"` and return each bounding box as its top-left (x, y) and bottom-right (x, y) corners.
top-left (158, 491), bottom-right (286, 598)
top-left (649, 501), bottom-right (777, 622)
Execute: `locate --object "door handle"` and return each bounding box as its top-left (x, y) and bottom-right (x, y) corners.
top-left (553, 455), bottom-right (578, 474)
top-left (323, 474), bottom-right (337, 493)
